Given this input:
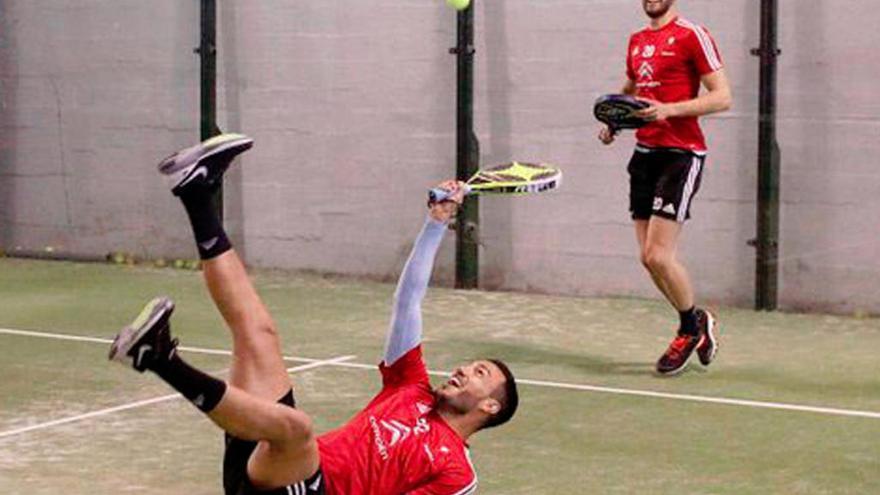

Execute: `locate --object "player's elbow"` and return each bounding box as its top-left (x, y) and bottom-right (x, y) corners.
top-left (716, 88), bottom-right (733, 112)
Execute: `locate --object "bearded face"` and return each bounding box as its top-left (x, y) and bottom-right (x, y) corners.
top-left (435, 360), bottom-right (505, 420)
top-left (642, 0), bottom-right (676, 19)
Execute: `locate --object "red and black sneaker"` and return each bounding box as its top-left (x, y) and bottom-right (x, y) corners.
top-left (655, 331), bottom-right (701, 376)
top-left (695, 308), bottom-right (719, 366)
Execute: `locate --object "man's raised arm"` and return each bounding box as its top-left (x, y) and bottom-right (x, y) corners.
top-left (383, 181), bottom-right (465, 366)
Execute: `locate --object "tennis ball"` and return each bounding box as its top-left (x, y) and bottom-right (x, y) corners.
top-left (446, 0), bottom-right (471, 11)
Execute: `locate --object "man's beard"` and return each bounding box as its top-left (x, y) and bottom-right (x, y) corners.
top-left (434, 389), bottom-right (469, 415)
top-left (644, 0), bottom-right (674, 19)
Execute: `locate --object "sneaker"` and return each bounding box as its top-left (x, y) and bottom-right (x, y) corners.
top-left (655, 332), bottom-right (701, 376)
top-left (695, 308), bottom-right (719, 366)
top-left (109, 297), bottom-right (178, 372)
top-left (158, 133), bottom-right (253, 196)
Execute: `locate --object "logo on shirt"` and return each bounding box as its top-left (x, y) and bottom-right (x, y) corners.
top-left (369, 416), bottom-right (391, 460)
top-left (381, 419), bottom-right (412, 447)
top-left (668, 36), bottom-right (676, 45)
top-left (642, 45), bottom-right (656, 58)
top-left (638, 61), bottom-right (654, 80)
top-left (416, 402), bottom-right (432, 415)
top-left (370, 416), bottom-right (432, 460)
top-left (632, 46), bottom-right (640, 57)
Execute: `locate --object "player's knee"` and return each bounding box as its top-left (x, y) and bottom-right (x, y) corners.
top-left (643, 246), bottom-right (672, 273)
top-left (639, 249), bottom-right (652, 270)
top-left (279, 409), bottom-right (315, 445)
top-left (236, 320), bottom-right (282, 354)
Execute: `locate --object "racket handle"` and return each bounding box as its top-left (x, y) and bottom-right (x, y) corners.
top-left (428, 185), bottom-right (471, 204)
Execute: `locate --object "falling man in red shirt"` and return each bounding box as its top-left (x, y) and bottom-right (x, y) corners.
top-left (109, 134), bottom-right (518, 494)
top-left (598, 0), bottom-right (732, 375)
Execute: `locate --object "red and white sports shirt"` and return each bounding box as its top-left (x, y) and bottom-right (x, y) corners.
top-left (626, 17), bottom-right (724, 152)
top-left (317, 346), bottom-right (478, 495)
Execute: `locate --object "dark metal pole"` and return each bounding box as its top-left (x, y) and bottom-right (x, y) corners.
top-left (751, 0), bottom-right (781, 310)
top-left (196, 0), bottom-right (222, 218)
top-left (451, 1), bottom-right (480, 289)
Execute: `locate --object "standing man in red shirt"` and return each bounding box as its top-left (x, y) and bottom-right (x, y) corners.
top-left (109, 134), bottom-right (518, 494)
top-left (598, 0), bottom-right (732, 375)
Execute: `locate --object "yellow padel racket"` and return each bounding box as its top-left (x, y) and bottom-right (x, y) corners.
top-left (428, 161), bottom-right (562, 204)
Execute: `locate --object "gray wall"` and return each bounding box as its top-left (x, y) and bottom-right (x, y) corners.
top-left (0, 0), bottom-right (199, 260)
top-left (1, 1), bottom-right (878, 314)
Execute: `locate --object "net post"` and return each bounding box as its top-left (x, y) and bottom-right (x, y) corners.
top-left (751, 0), bottom-right (781, 310)
top-left (451, 0), bottom-right (479, 289)
top-left (196, 0), bottom-right (222, 220)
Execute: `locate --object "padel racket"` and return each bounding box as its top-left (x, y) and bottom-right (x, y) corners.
top-left (428, 161), bottom-right (562, 204)
top-left (593, 94), bottom-right (650, 132)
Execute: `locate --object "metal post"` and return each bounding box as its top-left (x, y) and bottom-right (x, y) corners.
top-left (451, 1), bottom-right (480, 289)
top-left (750, 0), bottom-right (781, 310)
top-left (196, 0), bottom-right (222, 218)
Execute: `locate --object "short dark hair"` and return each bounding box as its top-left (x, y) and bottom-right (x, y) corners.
top-left (482, 359), bottom-right (518, 429)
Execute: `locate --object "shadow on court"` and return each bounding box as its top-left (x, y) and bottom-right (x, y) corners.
top-left (457, 338), bottom-right (653, 377)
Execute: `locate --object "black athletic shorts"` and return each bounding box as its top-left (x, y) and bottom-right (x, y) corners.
top-left (627, 145), bottom-right (706, 222)
top-left (223, 389), bottom-right (325, 495)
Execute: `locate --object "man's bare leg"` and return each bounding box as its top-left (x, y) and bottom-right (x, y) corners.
top-left (208, 386), bottom-right (321, 487)
top-left (641, 217), bottom-right (694, 311)
top-left (637, 215), bottom-right (714, 375)
top-left (202, 251), bottom-right (290, 401)
top-left (110, 297), bottom-right (320, 488)
top-left (200, 250), bottom-right (324, 487)
top-left (634, 219), bottom-right (677, 305)
top-left (114, 134), bottom-right (322, 489)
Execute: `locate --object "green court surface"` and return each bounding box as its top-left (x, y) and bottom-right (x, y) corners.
top-left (1, 258), bottom-right (879, 494)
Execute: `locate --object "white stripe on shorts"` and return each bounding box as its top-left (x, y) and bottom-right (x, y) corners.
top-left (677, 156), bottom-right (703, 222)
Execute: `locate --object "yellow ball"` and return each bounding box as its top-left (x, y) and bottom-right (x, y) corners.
top-left (446, 0), bottom-right (471, 11)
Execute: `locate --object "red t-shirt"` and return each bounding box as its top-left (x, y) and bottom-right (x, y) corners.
top-left (626, 17), bottom-right (724, 152)
top-left (317, 346), bottom-right (478, 495)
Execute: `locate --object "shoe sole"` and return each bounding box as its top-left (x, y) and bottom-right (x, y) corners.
top-left (656, 353), bottom-right (693, 376)
top-left (158, 134), bottom-right (253, 176)
top-left (697, 310), bottom-right (718, 366)
top-left (109, 297), bottom-right (174, 369)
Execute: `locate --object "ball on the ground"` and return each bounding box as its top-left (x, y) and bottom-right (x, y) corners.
top-left (446, 0), bottom-right (471, 11)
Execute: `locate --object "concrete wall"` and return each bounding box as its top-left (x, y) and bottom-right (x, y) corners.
top-left (0, 0), bottom-right (200, 260)
top-left (1, 0), bottom-right (878, 314)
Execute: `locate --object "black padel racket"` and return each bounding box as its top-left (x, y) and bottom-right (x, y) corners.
top-left (593, 94), bottom-right (650, 132)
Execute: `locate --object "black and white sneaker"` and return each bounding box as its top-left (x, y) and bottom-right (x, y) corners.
top-left (158, 133), bottom-right (253, 196)
top-left (109, 297), bottom-right (177, 372)
top-left (695, 308), bottom-right (719, 366)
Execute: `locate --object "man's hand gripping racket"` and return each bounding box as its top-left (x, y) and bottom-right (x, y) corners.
top-left (594, 94), bottom-right (651, 144)
top-left (427, 161), bottom-right (563, 205)
top-left (428, 180), bottom-right (466, 223)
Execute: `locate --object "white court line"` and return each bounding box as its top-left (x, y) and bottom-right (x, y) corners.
top-left (0, 327), bottom-right (320, 364)
top-left (2, 327), bottom-right (880, 420)
top-left (0, 354), bottom-right (355, 440)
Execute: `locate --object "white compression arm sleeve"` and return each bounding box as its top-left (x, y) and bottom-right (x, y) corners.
top-left (383, 217), bottom-right (447, 365)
